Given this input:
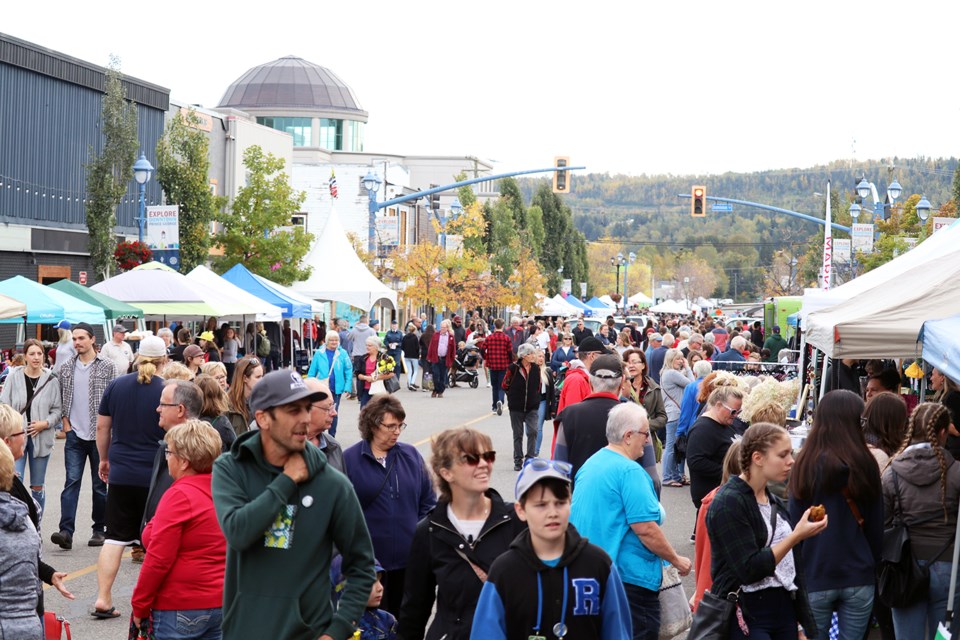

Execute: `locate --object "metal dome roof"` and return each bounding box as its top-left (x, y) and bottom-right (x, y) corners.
top-left (217, 56), bottom-right (366, 114)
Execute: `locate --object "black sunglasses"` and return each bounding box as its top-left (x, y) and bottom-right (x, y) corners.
top-left (460, 451), bottom-right (496, 466)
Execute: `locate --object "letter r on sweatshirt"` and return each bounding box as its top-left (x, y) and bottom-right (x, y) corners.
top-left (572, 578), bottom-right (600, 616)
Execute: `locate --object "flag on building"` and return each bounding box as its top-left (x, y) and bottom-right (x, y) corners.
top-left (329, 170), bottom-right (339, 199)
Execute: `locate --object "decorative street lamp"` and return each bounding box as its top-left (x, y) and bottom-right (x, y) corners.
top-left (621, 252), bottom-right (636, 314)
top-left (132, 153), bottom-right (154, 245)
top-left (855, 175), bottom-right (902, 221)
top-left (362, 170), bottom-right (382, 254)
top-left (439, 197), bottom-right (463, 252)
top-left (610, 252), bottom-right (626, 305)
top-left (916, 195), bottom-right (932, 222)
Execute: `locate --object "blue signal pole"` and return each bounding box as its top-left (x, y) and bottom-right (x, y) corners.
top-left (677, 194), bottom-right (851, 233)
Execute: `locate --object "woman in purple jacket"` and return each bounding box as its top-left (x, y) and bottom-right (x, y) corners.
top-left (343, 395), bottom-right (436, 617)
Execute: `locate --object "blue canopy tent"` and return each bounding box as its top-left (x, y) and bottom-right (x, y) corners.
top-left (0, 276), bottom-right (105, 325)
top-left (919, 316), bottom-right (960, 383)
top-left (221, 264), bottom-right (312, 319)
top-left (585, 296), bottom-right (615, 313)
top-left (564, 295), bottom-right (593, 316)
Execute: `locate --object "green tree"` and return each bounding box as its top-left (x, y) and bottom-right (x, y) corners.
top-left (499, 178), bottom-right (527, 230)
top-left (525, 205), bottom-right (546, 258)
top-left (532, 183), bottom-right (590, 295)
top-left (156, 109), bottom-right (227, 271)
top-left (212, 146), bottom-right (312, 285)
top-left (85, 57), bottom-right (138, 281)
top-left (488, 199), bottom-right (519, 284)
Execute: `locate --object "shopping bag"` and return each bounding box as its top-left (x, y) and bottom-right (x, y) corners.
top-left (658, 563), bottom-right (692, 640)
top-left (44, 611), bottom-right (71, 640)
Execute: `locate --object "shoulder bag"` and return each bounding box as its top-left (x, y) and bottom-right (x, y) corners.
top-left (877, 469), bottom-right (951, 608)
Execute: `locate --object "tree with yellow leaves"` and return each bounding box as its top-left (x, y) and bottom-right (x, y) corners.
top-left (507, 246), bottom-right (547, 315)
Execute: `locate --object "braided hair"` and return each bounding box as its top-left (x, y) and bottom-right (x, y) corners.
top-left (739, 422), bottom-right (789, 481)
top-left (895, 402), bottom-right (952, 520)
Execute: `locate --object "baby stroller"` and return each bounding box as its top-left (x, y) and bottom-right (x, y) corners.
top-left (449, 345), bottom-right (480, 388)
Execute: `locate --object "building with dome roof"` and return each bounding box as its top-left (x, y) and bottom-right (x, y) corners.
top-left (217, 55), bottom-right (367, 153)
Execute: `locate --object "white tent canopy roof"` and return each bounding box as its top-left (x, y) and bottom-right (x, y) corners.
top-left (628, 291), bottom-right (653, 305)
top-left (650, 299), bottom-right (691, 314)
top-left (799, 219), bottom-right (960, 328)
top-left (805, 256), bottom-right (960, 359)
top-left (539, 294), bottom-right (581, 316)
top-left (0, 293), bottom-right (27, 320)
top-left (292, 209), bottom-right (397, 311)
top-left (185, 266), bottom-right (284, 322)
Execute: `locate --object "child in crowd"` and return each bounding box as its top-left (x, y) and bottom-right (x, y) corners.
top-left (470, 458), bottom-right (631, 639)
top-left (354, 559), bottom-right (397, 640)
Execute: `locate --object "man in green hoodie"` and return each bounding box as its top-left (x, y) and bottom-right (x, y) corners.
top-left (213, 370), bottom-right (375, 640)
top-left (762, 325), bottom-right (789, 363)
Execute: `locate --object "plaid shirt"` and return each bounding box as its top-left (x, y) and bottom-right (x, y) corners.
top-left (59, 352), bottom-right (116, 438)
top-left (480, 331), bottom-right (513, 371)
top-left (706, 476), bottom-right (817, 636)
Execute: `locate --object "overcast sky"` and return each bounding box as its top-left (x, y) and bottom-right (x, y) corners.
top-left (6, 0), bottom-right (958, 177)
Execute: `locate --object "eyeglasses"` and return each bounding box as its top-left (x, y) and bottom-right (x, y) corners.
top-left (312, 403), bottom-right (335, 414)
top-left (631, 429), bottom-right (651, 440)
top-left (379, 421), bottom-right (407, 433)
top-left (158, 403), bottom-right (181, 409)
top-left (460, 451), bottom-right (496, 466)
top-left (722, 403), bottom-right (741, 416)
top-left (164, 447), bottom-right (178, 458)
top-left (521, 458), bottom-right (572, 478)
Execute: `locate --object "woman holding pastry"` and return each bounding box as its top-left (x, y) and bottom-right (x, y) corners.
top-left (705, 422), bottom-right (828, 639)
top-left (789, 390), bottom-right (883, 640)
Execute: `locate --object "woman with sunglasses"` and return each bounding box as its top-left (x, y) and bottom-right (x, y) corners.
top-left (399, 427), bottom-right (524, 640)
top-left (344, 395), bottom-right (436, 617)
top-left (686, 384), bottom-right (745, 534)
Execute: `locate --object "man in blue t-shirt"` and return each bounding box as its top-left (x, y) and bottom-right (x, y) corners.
top-left (571, 402), bottom-right (691, 640)
top-left (91, 336), bottom-right (167, 619)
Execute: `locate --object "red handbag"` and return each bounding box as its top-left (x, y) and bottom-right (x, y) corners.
top-left (44, 611), bottom-right (71, 640)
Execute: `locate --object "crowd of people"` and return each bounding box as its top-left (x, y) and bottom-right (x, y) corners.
top-left (0, 307), bottom-right (958, 640)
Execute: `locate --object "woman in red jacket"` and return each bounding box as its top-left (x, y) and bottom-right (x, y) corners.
top-left (427, 319), bottom-right (456, 399)
top-left (132, 420), bottom-right (226, 639)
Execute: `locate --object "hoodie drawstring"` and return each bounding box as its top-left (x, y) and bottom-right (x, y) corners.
top-left (533, 566), bottom-right (568, 638)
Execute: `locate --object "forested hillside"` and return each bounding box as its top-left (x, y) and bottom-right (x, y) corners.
top-left (518, 157), bottom-right (958, 301)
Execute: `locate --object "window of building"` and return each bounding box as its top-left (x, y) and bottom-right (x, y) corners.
top-left (256, 117), bottom-right (313, 147)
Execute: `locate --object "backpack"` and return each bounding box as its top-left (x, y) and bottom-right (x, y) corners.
top-left (256, 334), bottom-right (271, 357)
top-left (548, 367), bottom-right (569, 418)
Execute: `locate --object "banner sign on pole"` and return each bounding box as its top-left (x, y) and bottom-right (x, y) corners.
top-left (933, 217), bottom-right (955, 234)
top-left (146, 205), bottom-right (181, 270)
top-left (579, 282), bottom-right (587, 298)
top-left (851, 223), bottom-right (875, 255)
top-left (834, 239), bottom-right (851, 264)
top-left (561, 278), bottom-right (572, 294)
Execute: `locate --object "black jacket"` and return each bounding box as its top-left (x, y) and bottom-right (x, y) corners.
top-left (477, 525), bottom-right (627, 640)
top-left (398, 489), bottom-right (524, 640)
top-left (686, 415), bottom-right (738, 508)
top-left (401, 333), bottom-right (421, 360)
top-left (505, 362), bottom-right (541, 413)
top-left (555, 394), bottom-right (621, 482)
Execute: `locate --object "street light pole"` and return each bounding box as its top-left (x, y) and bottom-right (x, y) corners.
top-left (132, 154), bottom-right (154, 245)
top-left (362, 171), bottom-right (382, 255)
top-left (621, 252), bottom-right (636, 314)
top-left (610, 252), bottom-right (626, 308)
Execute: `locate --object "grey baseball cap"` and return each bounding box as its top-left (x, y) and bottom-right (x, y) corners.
top-left (589, 354), bottom-right (624, 379)
top-left (250, 370), bottom-right (323, 413)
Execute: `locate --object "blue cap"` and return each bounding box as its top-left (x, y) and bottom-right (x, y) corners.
top-left (55, 320), bottom-right (72, 330)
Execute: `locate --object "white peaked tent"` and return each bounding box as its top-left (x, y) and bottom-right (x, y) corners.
top-left (650, 299), bottom-right (691, 314)
top-left (292, 210), bottom-right (397, 310)
top-left (805, 256), bottom-right (960, 358)
top-left (799, 219), bottom-right (960, 328)
top-left (628, 291), bottom-right (653, 306)
top-left (539, 294), bottom-right (581, 316)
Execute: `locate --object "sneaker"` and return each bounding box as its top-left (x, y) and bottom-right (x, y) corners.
top-left (689, 533), bottom-right (696, 543)
top-left (514, 462), bottom-right (522, 471)
top-left (496, 401), bottom-right (503, 416)
top-left (88, 531), bottom-right (106, 547)
top-left (486, 382), bottom-right (491, 388)
top-left (51, 530), bottom-right (73, 550)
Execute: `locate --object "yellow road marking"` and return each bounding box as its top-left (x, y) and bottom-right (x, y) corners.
top-left (412, 411), bottom-right (495, 447)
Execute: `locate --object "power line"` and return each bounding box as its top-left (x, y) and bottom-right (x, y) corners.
top-left (588, 239), bottom-right (810, 248)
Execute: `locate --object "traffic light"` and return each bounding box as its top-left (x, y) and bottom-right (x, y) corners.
top-left (553, 157), bottom-right (570, 194)
top-left (691, 185), bottom-right (706, 217)
top-left (430, 186), bottom-right (440, 212)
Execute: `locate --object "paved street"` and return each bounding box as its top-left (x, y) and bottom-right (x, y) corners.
top-left (38, 375), bottom-right (699, 638)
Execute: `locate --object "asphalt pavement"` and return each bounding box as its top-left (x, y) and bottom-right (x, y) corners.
top-left (37, 374), bottom-right (700, 639)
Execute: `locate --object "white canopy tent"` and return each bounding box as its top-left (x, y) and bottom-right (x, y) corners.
top-left (627, 291), bottom-right (653, 306)
top-left (292, 210), bottom-right (397, 311)
top-left (185, 266), bottom-right (284, 322)
top-left (650, 299), bottom-right (691, 314)
top-left (539, 294), bottom-right (582, 316)
top-left (799, 219), bottom-right (960, 329)
top-left (0, 293), bottom-right (27, 320)
top-left (805, 257), bottom-right (960, 359)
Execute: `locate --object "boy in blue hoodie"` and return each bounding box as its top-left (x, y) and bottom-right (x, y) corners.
top-left (470, 459), bottom-right (631, 640)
